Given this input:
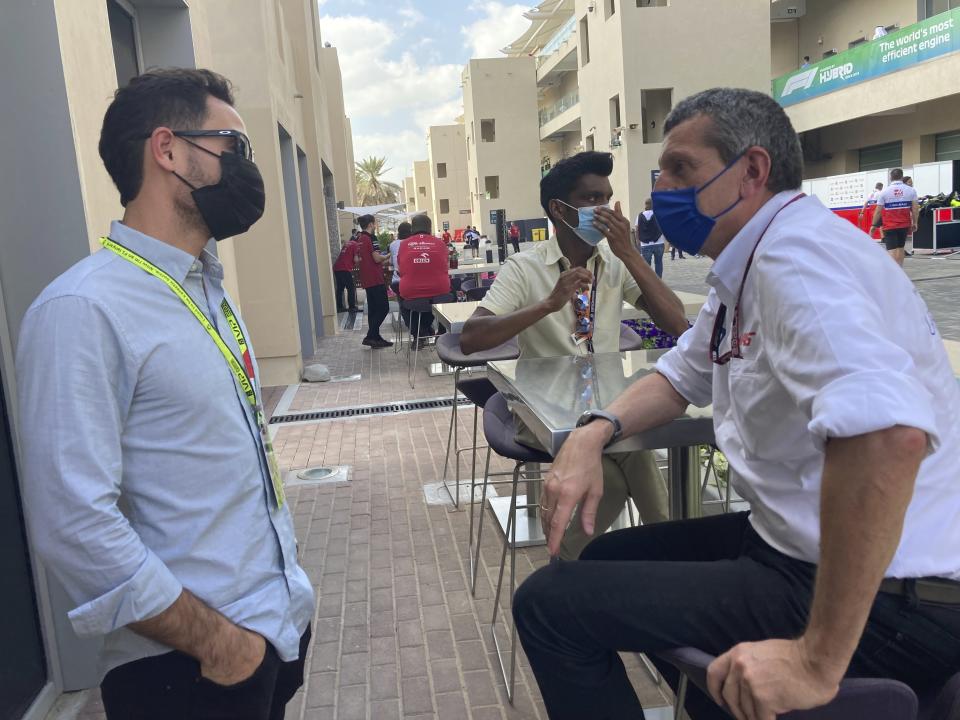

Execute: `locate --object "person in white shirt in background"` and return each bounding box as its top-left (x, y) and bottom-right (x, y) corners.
top-left (513, 87), bottom-right (960, 720)
top-left (636, 197), bottom-right (665, 278)
top-left (859, 181), bottom-right (883, 240)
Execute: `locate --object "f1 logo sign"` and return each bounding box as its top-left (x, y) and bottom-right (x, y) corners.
top-left (781, 68), bottom-right (817, 97)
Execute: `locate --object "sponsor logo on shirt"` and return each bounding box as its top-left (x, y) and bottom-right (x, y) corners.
top-left (413, 252), bottom-right (431, 265)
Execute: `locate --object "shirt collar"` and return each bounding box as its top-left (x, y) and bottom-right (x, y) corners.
top-left (706, 190), bottom-right (800, 305)
top-left (109, 220), bottom-right (223, 283)
top-left (542, 234), bottom-right (604, 270)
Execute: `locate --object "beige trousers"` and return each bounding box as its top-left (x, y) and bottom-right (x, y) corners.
top-left (513, 415), bottom-right (669, 560)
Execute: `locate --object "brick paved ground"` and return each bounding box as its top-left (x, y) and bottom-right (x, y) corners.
top-left (65, 247), bottom-right (959, 720)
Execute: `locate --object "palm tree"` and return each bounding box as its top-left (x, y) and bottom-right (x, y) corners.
top-left (355, 156), bottom-right (403, 206)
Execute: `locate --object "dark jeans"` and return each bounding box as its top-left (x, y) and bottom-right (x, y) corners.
top-left (514, 512), bottom-right (960, 719)
top-left (364, 284), bottom-right (389, 341)
top-left (101, 627), bottom-right (311, 720)
top-left (640, 244), bottom-right (664, 278)
top-left (670, 245), bottom-right (685, 259)
top-left (334, 270), bottom-right (356, 311)
top-left (510, 237), bottom-right (520, 254)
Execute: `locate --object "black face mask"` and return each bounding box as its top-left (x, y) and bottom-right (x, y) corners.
top-left (175, 146), bottom-right (265, 241)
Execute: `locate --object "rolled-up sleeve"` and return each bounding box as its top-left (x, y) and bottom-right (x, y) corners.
top-left (478, 257), bottom-right (527, 316)
top-left (654, 293), bottom-right (718, 408)
top-left (16, 296), bottom-right (182, 637)
top-left (757, 239), bottom-right (940, 450)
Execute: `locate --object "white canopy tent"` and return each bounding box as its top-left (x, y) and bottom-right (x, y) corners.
top-left (336, 202), bottom-right (405, 217)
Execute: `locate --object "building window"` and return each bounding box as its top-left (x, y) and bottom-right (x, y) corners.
top-left (484, 176), bottom-right (500, 200)
top-left (926, 0), bottom-right (960, 18)
top-left (437, 162), bottom-right (447, 178)
top-left (859, 141), bottom-right (902, 171)
top-left (107, 0), bottom-right (142, 87)
top-left (641, 88), bottom-right (672, 144)
top-left (585, 134), bottom-right (595, 151)
top-left (419, 186), bottom-right (426, 196)
top-left (636, 0), bottom-right (669, 6)
top-left (609, 94), bottom-right (621, 136)
top-left (481, 119), bottom-right (496, 142)
top-left (440, 199), bottom-right (451, 214)
top-left (849, 36), bottom-right (867, 48)
top-left (822, 49), bottom-right (838, 58)
top-left (936, 131), bottom-right (960, 161)
top-left (605, 0), bottom-right (616, 18)
top-left (579, 16), bottom-right (590, 65)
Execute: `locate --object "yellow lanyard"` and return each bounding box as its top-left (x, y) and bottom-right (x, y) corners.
top-left (100, 237), bottom-right (285, 506)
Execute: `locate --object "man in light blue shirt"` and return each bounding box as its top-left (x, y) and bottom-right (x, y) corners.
top-left (16, 68), bottom-right (315, 719)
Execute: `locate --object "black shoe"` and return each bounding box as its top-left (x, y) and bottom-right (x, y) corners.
top-left (362, 337), bottom-right (382, 348)
top-left (374, 338), bottom-right (394, 348)
top-left (347, 307), bottom-right (359, 313)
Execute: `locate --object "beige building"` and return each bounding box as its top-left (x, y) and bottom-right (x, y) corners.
top-left (462, 57), bottom-right (544, 238)
top-left (412, 159), bottom-right (435, 220)
top-left (0, 1), bottom-right (354, 716)
top-left (505, 0), bottom-right (770, 225)
top-left (502, 0), bottom-right (960, 226)
top-left (427, 123), bottom-right (472, 235)
top-left (403, 175), bottom-right (417, 213)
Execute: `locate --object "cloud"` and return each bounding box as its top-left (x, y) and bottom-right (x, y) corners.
top-left (460, 1), bottom-right (531, 59)
top-left (353, 129), bottom-right (425, 188)
top-left (398, 5), bottom-right (425, 28)
top-left (321, 13), bottom-right (464, 184)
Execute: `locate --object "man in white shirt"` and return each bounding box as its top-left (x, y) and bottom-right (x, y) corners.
top-left (514, 88), bottom-right (960, 720)
top-left (636, 198), bottom-right (665, 277)
top-left (874, 168), bottom-right (919, 267)
top-left (858, 181), bottom-right (883, 239)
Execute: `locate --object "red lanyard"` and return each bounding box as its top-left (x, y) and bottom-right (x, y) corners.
top-left (711, 194), bottom-right (805, 364)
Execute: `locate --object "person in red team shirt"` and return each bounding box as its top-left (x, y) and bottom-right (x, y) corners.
top-left (509, 221), bottom-right (521, 254)
top-left (442, 229), bottom-right (452, 244)
top-left (398, 214), bottom-right (451, 345)
top-left (332, 235), bottom-right (360, 313)
top-left (873, 168), bottom-right (918, 268)
top-left (355, 214), bottom-right (392, 347)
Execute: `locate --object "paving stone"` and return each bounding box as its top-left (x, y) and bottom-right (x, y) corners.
top-left (400, 676), bottom-right (434, 716)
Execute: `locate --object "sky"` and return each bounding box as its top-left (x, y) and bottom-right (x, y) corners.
top-left (318, 0), bottom-right (531, 189)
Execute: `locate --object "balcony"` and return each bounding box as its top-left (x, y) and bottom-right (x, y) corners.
top-left (536, 15), bottom-right (578, 86)
top-left (539, 89), bottom-right (581, 140)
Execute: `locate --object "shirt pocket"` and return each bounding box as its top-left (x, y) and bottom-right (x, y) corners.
top-left (727, 363), bottom-right (812, 462)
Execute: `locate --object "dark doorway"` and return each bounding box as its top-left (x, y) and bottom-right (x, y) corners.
top-left (0, 367), bottom-right (47, 717)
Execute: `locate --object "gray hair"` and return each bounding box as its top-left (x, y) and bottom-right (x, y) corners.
top-left (664, 88), bottom-right (803, 193)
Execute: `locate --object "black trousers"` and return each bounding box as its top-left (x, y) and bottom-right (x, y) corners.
top-left (101, 627), bottom-right (311, 720)
top-left (364, 284), bottom-right (389, 340)
top-left (334, 270), bottom-right (356, 312)
top-left (510, 237), bottom-right (520, 254)
top-left (514, 512), bottom-right (960, 719)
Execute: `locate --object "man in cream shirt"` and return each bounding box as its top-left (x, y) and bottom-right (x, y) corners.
top-left (461, 151), bottom-right (689, 559)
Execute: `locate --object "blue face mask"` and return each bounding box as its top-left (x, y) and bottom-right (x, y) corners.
top-left (556, 200), bottom-right (608, 247)
top-left (650, 151), bottom-right (746, 256)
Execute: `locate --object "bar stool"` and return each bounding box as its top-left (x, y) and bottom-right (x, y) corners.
top-left (655, 646), bottom-right (960, 720)
top-left (435, 333), bottom-right (519, 510)
top-left (479, 391), bottom-right (552, 703)
top-left (402, 293), bottom-right (454, 388)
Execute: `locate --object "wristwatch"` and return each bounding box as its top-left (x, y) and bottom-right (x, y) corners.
top-left (575, 409), bottom-right (622, 447)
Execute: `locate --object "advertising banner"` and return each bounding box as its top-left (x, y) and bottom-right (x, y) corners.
top-left (772, 9), bottom-right (960, 106)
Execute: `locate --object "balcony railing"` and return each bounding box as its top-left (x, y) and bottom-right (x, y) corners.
top-left (536, 15), bottom-right (577, 68)
top-left (539, 89), bottom-right (579, 127)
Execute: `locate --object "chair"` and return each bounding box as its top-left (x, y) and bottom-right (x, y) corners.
top-left (401, 293), bottom-right (454, 388)
top-left (435, 333), bottom-right (519, 511)
top-left (461, 279), bottom-right (478, 294)
top-left (479, 392), bottom-right (552, 703)
top-left (656, 646), bottom-right (960, 720)
top-left (465, 285), bottom-right (489, 302)
top-left (619, 323), bottom-right (645, 351)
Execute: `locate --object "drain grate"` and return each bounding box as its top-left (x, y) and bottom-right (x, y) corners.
top-left (269, 395), bottom-right (471, 424)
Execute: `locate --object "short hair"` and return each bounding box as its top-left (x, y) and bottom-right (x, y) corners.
top-left (890, 168), bottom-right (904, 180)
top-left (540, 151), bottom-right (614, 220)
top-left (411, 214), bottom-right (431, 234)
top-left (397, 222), bottom-right (412, 240)
top-left (357, 214), bottom-right (375, 229)
top-left (802, 55), bottom-right (810, 61)
top-left (663, 87), bottom-right (803, 194)
top-left (903, 176), bottom-right (912, 183)
top-left (875, 182), bottom-right (884, 190)
top-left (99, 68), bottom-right (235, 207)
